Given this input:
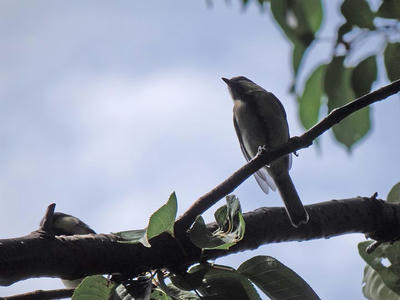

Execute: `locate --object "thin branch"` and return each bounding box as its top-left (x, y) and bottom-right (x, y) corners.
top-left (3, 288), bottom-right (74, 300)
top-left (38, 203), bottom-right (56, 233)
top-left (176, 79), bottom-right (400, 232)
top-left (1, 196), bottom-right (400, 286)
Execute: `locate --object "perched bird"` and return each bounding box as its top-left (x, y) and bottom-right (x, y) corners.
top-left (222, 76), bottom-right (309, 227)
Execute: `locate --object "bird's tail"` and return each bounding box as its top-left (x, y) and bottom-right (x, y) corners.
top-left (273, 172), bottom-right (309, 227)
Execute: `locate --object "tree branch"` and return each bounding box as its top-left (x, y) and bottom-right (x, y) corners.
top-left (176, 79), bottom-right (400, 232)
top-left (4, 288), bottom-right (74, 300)
top-left (1, 196), bottom-right (399, 286)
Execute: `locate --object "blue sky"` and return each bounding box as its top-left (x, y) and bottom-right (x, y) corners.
top-left (1, 1), bottom-right (399, 299)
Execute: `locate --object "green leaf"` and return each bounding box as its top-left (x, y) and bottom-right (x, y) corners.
top-left (151, 288), bottom-right (173, 300)
top-left (324, 56), bottom-right (370, 150)
top-left (377, 0), bottom-right (400, 20)
top-left (188, 216), bottom-right (230, 249)
top-left (358, 241), bottom-right (400, 295)
top-left (238, 256), bottom-right (320, 300)
top-left (165, 284), bottom-right (200, 299)
top-left (147, 192), bottom-right (177, 239)
top-left (292, 41), bottom-right (307, 78)
top-left (188, 196), bottom-right (245, 250)
top-left (387, 182), bottom-right (400, 203)
top-left (270, 0), bottom-right (322, 77)
top-left (341, 0), bottom-right (375, 29)
top-left (214, 205), bottom-right (228, 228)
top-left (170, 264), bottom-right (209, 291)
top-left (72, 275), bottom-right (116, 300)
top-left (197, 266), bottom-right (261, 300)
top-left (115, 192), bottom-right (177, 247)
top-left (362, 265), bottom-right (400, 300)
top-left (384, 43), bottom-right (400, 81)
top-left (351, 55), bottom-right (377, 97)
top-left (298, 64), bottom-right (326, 129)
top-left (115, 228), bottom-right (150, 247)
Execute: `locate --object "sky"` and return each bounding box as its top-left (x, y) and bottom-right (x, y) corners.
top-left (0, 1), bottom-right (399, 299)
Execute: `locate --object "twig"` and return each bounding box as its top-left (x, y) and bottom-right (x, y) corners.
top-left (38, 203), bottom-right (56, 234)
top-left (176, 79), bottom-right (400, 232)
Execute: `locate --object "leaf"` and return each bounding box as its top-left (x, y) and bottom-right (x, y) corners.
top-left (147, 192), bottom-right (177, 239)
top-left (270, 0), bottom-right (322, 77)
top-left (324, 56), bottom-right (370, 150)
top-left (297, 64), bottom-right (326, 129)
top-left (72, 275), bottom-right (116, 300)
top-left (115, 228), bottom-right (151, 247)
top-left (151, 288), bottom-right (173, 300)
top-left (384, 43), bottom-right (400, 81)
top-left (188, 216), bottom-right (231, 249)
top-left (238, 256), bottom-right (320, 300)
top-left (292, 41), bottom-right (307, 78)
top-left (358, 241), bottom-right (400, 295)
top-left (188, 196), bottom-right (245, 250)
top-left (351, 55), bottom-right (377, 97)
top-left (165, 284), bottom-right (200, 299)
top-left (341, 0), bottom-right (375, 29)
top-left (362, 265), bottom-right (400, 300)
top-left (377, 0), bottom-right (400, 20)
top-left (170, 264), bottom-right (209, 291)
top-left (115, 192), bottom-right (177, 247)
top-left (387, 182), bottom-right (400, 203)
top-left (197, 266), bottom-right (261, 300)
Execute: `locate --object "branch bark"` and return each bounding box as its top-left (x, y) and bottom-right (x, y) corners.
top-left (1, 197), bottom-right (399, 287)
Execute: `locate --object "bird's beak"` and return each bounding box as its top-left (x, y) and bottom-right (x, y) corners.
top-left (221, 77), bottom-right (231, 86)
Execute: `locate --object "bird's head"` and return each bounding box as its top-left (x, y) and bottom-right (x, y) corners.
top-left (222, 76), bottom-right (264, 100)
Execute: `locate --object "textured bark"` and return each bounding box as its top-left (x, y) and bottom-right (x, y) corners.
top-left (0, 197), bottom-right (399, 286)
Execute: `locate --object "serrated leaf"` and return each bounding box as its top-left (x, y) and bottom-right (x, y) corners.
top-left (377, 0), bottom-right (400, 20)
top-left (298, 64), bottom-right (326, 129)
top-left (197, 267), bottom-right (261, 300)
top-left (341, 0), bottom-right (375, 29)
top-left (351, 55), bottom-right (377, 97)
top-left (384, 43), bottom-right (400, 81)
top-left (358, 241), bottom-right (400, 295)
top-left (387, 183), bottom-right (400, 203)
top-left (72, 275), bottom-right (116, 300)
top-left (147, 192), bottom-right (177, 239)
top-left (362, 265), bottom-right (400, 300)
top-left (238, 256), bottom-right (320, 300)
top-left (324, 56), bottom-right (370, 150)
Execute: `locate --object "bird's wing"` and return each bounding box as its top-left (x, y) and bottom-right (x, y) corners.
top-left (233, 115), bottom-right (276, 193)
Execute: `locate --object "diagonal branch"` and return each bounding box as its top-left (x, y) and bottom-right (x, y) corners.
top-left (176, 79), bottom-right (400, 232)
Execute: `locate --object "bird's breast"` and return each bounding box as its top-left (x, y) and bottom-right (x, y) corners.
top-left (233, 99), bottom-right (289, 158)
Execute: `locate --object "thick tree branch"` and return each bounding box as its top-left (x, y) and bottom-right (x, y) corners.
top-left (176, 79), bottom-right (400, 231)
top-left (4, 288), bottom-right (74, 300)
top-left (1, 197), bottom-right (399, 287)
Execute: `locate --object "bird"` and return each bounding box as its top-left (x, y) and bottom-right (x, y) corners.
top-left (222, 76), bottom-right (309, 227)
